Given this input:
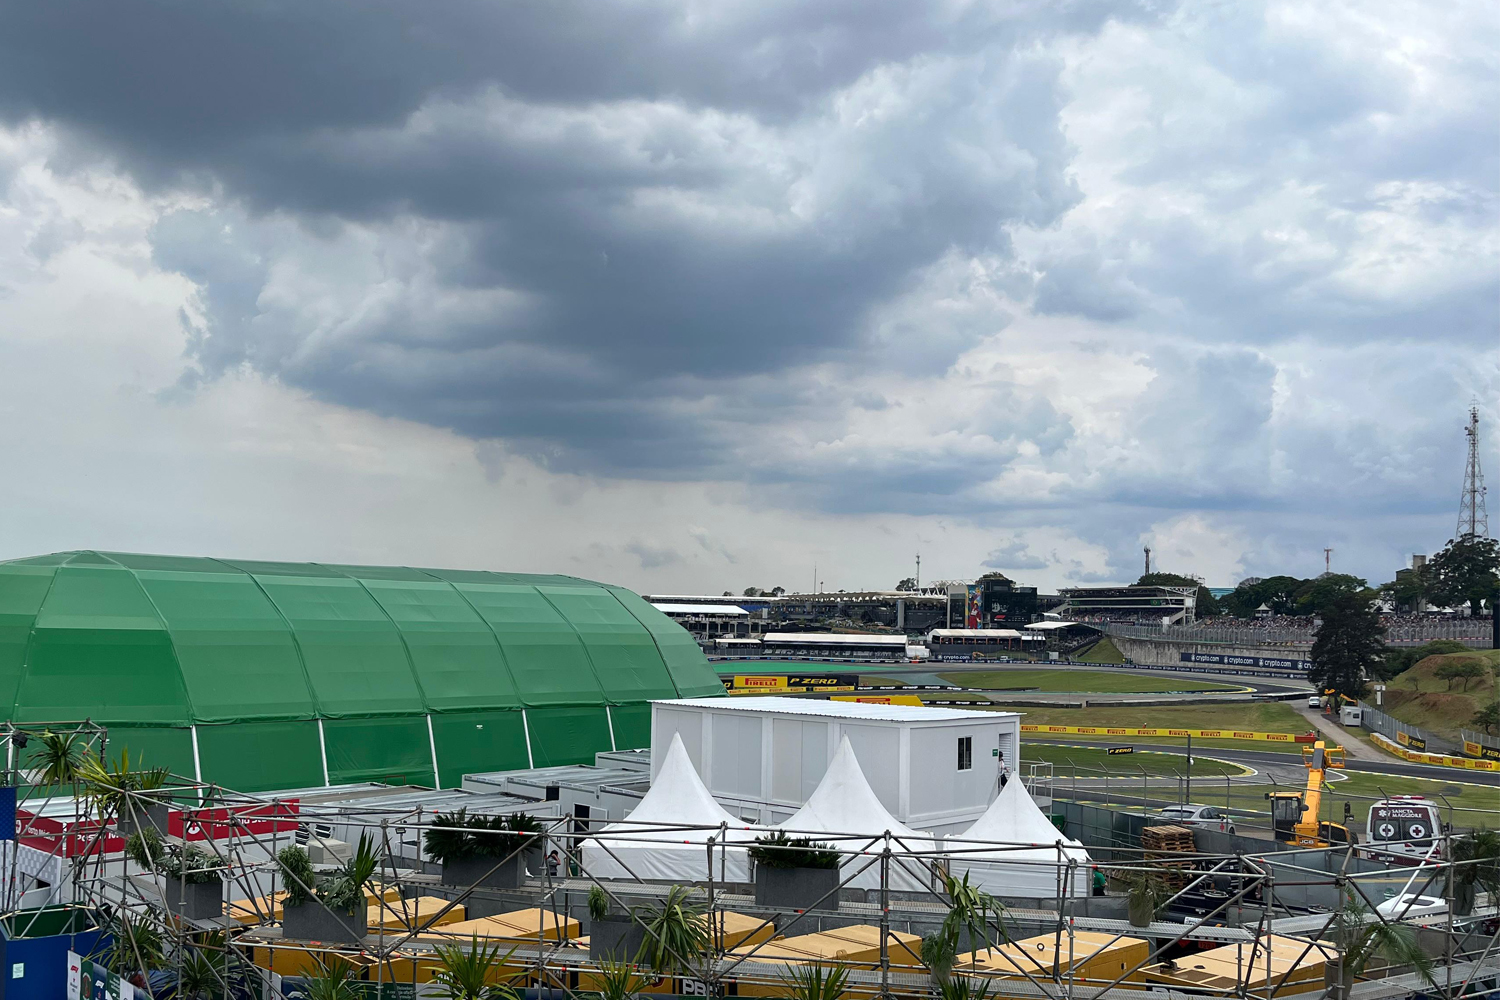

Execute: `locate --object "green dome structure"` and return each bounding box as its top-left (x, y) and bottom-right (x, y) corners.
top-left (0, 552), bottom-right (724, 792)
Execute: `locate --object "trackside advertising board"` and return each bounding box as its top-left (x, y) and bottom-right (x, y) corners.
top-left (1180, 652), bottom-right (1309, 670)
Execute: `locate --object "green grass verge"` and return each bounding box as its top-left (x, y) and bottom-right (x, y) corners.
top-left (1008, 702), bottom-right (1316, 754)
top-left (1019, 743), bottom-right (1245, 777)
top-left (936, 668), bottom-right (1238, 694)
top-left (1077, 637), bottom-right (1125, 664)
top-left (1382, 650), bottom-right (1499, 741)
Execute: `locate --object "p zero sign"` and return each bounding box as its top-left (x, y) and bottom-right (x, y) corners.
top-left (1180, 652), bottom-right (1310, 671)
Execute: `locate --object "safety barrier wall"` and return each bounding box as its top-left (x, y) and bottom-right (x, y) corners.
top-left (1021, 724), bottom-right (1317, 744)
top-left (1369, 733), bottom-right (1499, 771)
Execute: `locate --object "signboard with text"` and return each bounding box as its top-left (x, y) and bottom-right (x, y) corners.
top-left (1180, 652), bottom-right (1309, 671)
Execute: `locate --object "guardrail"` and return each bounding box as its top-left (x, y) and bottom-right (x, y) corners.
top-left (1357, 700), bottom-right (1454, 754)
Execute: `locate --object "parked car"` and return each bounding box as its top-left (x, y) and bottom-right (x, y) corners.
top-left (1307, 695), bottom-right (1321, 708)
top-left (1375, 893), bottom-right (1447, 920)
top-left (1155, 805), bottom-right (1236, 834)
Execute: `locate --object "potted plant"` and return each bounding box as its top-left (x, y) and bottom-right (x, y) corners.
top-left (589, 884), bottom-right (648, 962)
top-left (1447, 827), bottom-right (1499, 917)
top-left (1324, 890), bottom-right (1434, 999)
top-left (427, 809), bottom-right (540, 889)
top-left (778, 961), bottom-right (851, 1000)
top-left (430, 933), bottom-right (521, 1000)
top-left (589, 954), bottom-right (648, 1000)
top-left (105, 915), bottom-right (166, 982)
top-left (80, 750), bottom-right (172, 834)
top-left (126, 828), bottom-right (228, 920)
top-left (289, 955), bottom-right (364, 1000)
top-left (278, 833), bottom-right (379, 944)
top-left (750, 831), bottom-right (841, 913)
top-left (1117, 869), bottom-right (1170, 928)
top-left (633, 885), bottom-right (708, 977)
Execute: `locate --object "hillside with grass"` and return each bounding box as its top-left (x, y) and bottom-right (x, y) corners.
top-left (1383, 649), bottom-right (1499, 741)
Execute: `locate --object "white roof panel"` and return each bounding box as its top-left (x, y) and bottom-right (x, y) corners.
top-left (654, 695), bottom-right (1015, 723)
top-left (651, 602), bottom-right (749, 615)
top-left (929, 628), bottom-right (1023, 639)
top-left (761, 632), bottom-right (906, 645)
top-left (1022, 620), bottom-right (1078, 631)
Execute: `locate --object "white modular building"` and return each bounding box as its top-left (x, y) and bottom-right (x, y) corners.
top-left (650, 697), bottom-right (1022, 836)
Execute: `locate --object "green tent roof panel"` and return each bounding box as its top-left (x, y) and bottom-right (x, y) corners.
top-left (0, 551), bottom-right (723, 791)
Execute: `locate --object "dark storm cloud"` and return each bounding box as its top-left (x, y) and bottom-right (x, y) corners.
top-left (0, 0), bottom-right (1135, 484)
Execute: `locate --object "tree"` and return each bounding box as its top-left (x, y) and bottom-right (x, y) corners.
top-left (895, 578), bottom-right (917, 591)
top-left (1427, 536), bottom-right (1500, 614)
top-left (743, 587), bottom-right (761, 597)
top-left (1435, 660), bottom-right (1487, 692)
top-left (1380, 566), bottom-right (1430, 612)
top-left (1379, 640), bottom-right (1470, 679)
top-left (977, 572), bottom-right (1010, 581)
top-left (770, 586), bottom-right (786, 596)
top-left (1473, 703), bottom-right (1499, 736)
top-left (1135, 572), bottom-right (1220, 617)
top-left (1296, 574), bottom-right (1373, 616)
top-left (1309, 592), bottom-right (1385, 704)
top-left (1221, 575), bottom-right (1308, 617)
top-left (721, 591), bottom-right (732, 597)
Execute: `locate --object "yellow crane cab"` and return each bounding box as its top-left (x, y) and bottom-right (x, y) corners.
top-left (1265, 741), bottom-right (1356, 847)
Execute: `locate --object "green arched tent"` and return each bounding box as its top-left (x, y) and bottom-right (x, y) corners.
top-left (0, 552), bottom-right (723, 791)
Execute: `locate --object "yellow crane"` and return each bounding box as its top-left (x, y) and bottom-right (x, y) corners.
top-left (1265, 740), bottom-right (1355, 847)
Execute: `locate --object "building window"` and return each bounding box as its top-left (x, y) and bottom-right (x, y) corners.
top-left (957, 736), bottom-right (973, 771)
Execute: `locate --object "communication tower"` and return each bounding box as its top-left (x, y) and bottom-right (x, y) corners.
top-left (1457, 405), bottom-right (1489, 539)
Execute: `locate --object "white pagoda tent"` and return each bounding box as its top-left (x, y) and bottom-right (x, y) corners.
top-left (945, 777), bottom-right (1091, 897)
top-left (581, 733), bottom-right (759, 882)
top-left (776, 737), bottom-right (938, 891)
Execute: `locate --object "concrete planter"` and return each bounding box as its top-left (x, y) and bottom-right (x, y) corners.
top-left (589, 914), bottom-right (647, 962)
top-left (1451, 881), bottom-right (1476, 916)
top-left (282, 900), bottom-right (368, 945)
top-left (754, 865), bottom-right (840, 913)
top-left (441, 854), bottom-right (522, 890)
top-left (117, 799), bottom-right (172, 837)
top-left (1127, 895), bottom-right (1156, 928)
top-left (163, 879), bottom-right (224, 921)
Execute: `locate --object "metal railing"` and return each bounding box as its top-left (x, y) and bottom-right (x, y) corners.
top-left (1357, 701), bottom-right (1456, 754)
top-left (1101, 620), bottom-right (1495, 649)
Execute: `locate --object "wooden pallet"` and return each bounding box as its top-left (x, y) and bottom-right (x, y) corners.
top-left (1141, 824), bottom-right (1196, 854)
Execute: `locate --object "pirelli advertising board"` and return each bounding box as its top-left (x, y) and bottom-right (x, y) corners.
top-left (1396, 731), bottom-right (1428, 752)
top-left (723, 673), bottom-right (860, 694)
top-left (1463, 739), bottom-right (1500, 762)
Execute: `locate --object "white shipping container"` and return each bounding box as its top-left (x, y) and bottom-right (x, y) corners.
top-left (650, 697), bottom-right (1021, 836)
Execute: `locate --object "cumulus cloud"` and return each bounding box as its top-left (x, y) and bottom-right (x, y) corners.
top-left (0, 0), bottom-right (1494, 591)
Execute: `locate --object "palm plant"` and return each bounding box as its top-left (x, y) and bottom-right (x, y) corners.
top-left (749, 831), bottom-right (840, 870)
top-left (177, 931), bottom-right (235, 1000)
top-left (31, 730), bottom-right (87, 788)
top-left (1448, 827), bottom-right (1500, 915)
top-left (633, 885), bottom-right (708, 974)
top-left (106, 915), bottom-right (166, 977)
top-left (177, 945), bottom-right (227, 1000)
top-left (776, 961), bottom-right (850, 1000)
top-left (938, 870), bottom-right (1005, 954)
top-left (429, 935), bottom-right (520, 1000)
top-left (320, 833), bottom-right (380, 912)
top-left (1326, 891), bottom-right (1434, 999)
top-left (937, 976), bottom-right (992, 1000)
top-left (590, 955), bottom-right (647, 1000)
top-left (1116, 868), bottom-right (1171, 928)
top-left (921, 931), bottom-right (959, 986)
top-left (291, 956), bottom-right (362, 1000)
top-left (79, 749), bottom-right (170, 822)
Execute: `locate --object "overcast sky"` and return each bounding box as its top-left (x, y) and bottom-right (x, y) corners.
top-left (0, 1), bottom-right (1495, 594)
